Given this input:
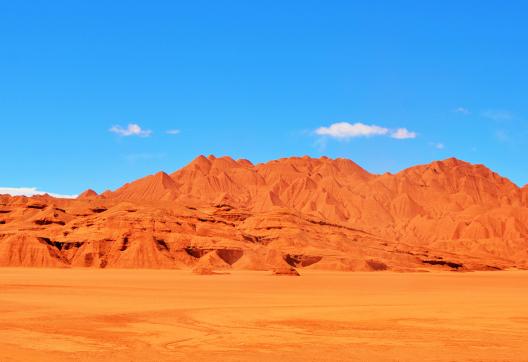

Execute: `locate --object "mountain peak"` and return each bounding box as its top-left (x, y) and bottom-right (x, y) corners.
top-left (186, 155), bottom-right (244, 173)
top-left (77, 189), bottom-right (98, 199)
top-left (153, 171), bottom-right (176, 187)
top-left (237, 158), bottom-right (254, 168)
top-left (110, 171), bottom-right (177, 201)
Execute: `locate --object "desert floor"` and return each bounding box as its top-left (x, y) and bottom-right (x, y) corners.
top-left (1, 269), bottom-right (528, 361)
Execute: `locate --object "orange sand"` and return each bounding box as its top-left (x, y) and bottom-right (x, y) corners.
top-left (1, 269), bottom-right (528, 361)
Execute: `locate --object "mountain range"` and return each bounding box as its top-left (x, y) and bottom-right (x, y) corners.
top-left (1, 155), bottom-right (527, 271)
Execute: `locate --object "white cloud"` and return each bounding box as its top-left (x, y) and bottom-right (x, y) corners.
top-left (454, 107), bottom-right (470, 115)
top-left (431, 142), bottom-right (445, 149)
top-left (0, 187), bottom-right (77, 199)
top-left (391, 128), bottom-right (417, 139)
top-left (315, 122), bottom-right (417, 141)
top-left (166, 129), bottom-right (180, 135)
top-left (315, 122), bottom-right (389, 139)
top-left (110, 123), bottom-right (152, 137)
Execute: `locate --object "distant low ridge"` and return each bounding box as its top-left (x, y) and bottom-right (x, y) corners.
top-left (1, 155), bottom-right (527, 271)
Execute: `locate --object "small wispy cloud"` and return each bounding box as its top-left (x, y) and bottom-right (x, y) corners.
top-left (429, 142), bottom-right (445, 149)
top-left (110, 123), bottom-right (152, 137)
top-left (454, 107), bottom-right (470, 115)
top-left (166, 129), bottom-right (180, 135)
top-left (391, 128), bottom-right (417, 139)
top-left (0, 187), bottom-right (77, 199)
top-left (313, 137), bottom-right (328, 152)
top-left (482, 110), bottom-right (514, 121)
top-left (495, 130), bottom-right (509, 142)
top-left (315, 122), bottom-right (416, 140)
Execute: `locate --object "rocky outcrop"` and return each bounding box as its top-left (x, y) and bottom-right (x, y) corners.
top-left (272, 267), bottom-right (300, 276)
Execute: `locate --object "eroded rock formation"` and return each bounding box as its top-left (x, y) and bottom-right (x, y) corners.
top-left (1, 155), bottom-right (527, 272)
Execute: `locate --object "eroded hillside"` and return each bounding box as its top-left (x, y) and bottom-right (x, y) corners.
top-left (1, 156), bottom-right (527, 271)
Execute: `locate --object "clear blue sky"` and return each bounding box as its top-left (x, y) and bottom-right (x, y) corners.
top-left (1, 1), bottom-right (527, 195)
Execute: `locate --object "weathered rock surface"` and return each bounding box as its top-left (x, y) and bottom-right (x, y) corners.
top-left (1, 155), bottom-right (527, 271)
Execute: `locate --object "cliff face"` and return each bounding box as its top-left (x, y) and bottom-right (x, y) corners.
top-left (1, 156), bottom-right (527, 271)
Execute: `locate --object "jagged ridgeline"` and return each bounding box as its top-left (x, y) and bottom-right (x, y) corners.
top-left (1, 155), bottom-right (528, 271)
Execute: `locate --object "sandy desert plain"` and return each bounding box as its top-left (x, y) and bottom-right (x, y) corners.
top-left (2, 156), bottom-right (528, 361)
top-left (0, 268), bottom-right (527, 362)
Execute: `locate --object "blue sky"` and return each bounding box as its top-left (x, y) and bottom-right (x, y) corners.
top-left (1, 1), bottom-right (527, 195)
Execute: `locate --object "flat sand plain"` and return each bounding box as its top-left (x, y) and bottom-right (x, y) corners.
top-left (1, 269), bottom-right (528, 361)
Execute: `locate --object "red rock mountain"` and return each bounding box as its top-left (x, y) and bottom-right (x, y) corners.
top-left (77, 189), bottom-right (98, 199)
top-left (1, 155), bottom-right (527, 271)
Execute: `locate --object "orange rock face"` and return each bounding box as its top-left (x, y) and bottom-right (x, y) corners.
top-left (1, 155), bottom-right (527, 271)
